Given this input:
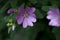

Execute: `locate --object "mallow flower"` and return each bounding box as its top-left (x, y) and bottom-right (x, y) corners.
top-left (7, 7), bottom-right (36, 28)
top-left (7, 9), bottom-right (16, 14)
top-left (46, 8), bottom-right (60, 27)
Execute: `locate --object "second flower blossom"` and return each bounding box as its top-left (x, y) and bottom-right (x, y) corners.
top-left (47, 8), bottom-right (60, 27)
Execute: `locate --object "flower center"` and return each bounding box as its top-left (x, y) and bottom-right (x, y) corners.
top-left (24, 11), bottom-right (28, 17)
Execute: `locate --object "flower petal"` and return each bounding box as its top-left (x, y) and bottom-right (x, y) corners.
top-left (23, 18), bottom-right (28, 28)
top-left (29, 13), bottom-right (36, 18)
top-left (48, 8), bottom-right (59, 15)
top-left (7, 9), bottom-right (15, 14)
top-left (47, 15), bottom-right (55, 19)
top-left (27, 18), bottom-right (33, 26)
top-left (28, 16), bottom-right (36, 22)
top-left (31, 7), bottom-right (36, 13)
top-left (16, 16), bottom-right (24, 24)
top-left (49, 18), bottom-right (60, 27)
top-left (18, 7), bottom-right (24, 15)
top-left (47, 8), bottom-right (60, 27)
top-left (47, 8), bottom-right (60, 19)
top-left (25, 7), bottom-right (36, 14)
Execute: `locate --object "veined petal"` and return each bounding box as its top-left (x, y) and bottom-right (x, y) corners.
top-left (47, 8), bottom-right (60, 27)
top-left (31, 7), bottom-right (36, 13)
top-left (23, 18), bottom-right (28, 28)
top-left (18, 7), bottom-right (24, 15)
top-left (27, 18), bottom-right (33, 27)
top-left (25, 7), bottom-right (36, 14)
top-left (47, 8), bottom-right (60, 19)
top-left (49, 18), bottom-right (60, 27)
top-left (28, 16), bottom-right (36, 22)
top-left (16, 16), bottom-right (24, 24)
top-left (29, 13), bottom-right (36, 18)
top-left (50, 8), bottom-right (59, 14)
top-left (47, 15), bottom-right (55, 19)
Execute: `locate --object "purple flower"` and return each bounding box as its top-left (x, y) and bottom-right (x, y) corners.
top-left (46, 8), bottom-right (60, 27)
top-left (16, 7), bottom-right (36, 28)
top-left (7, 7), bottom-right (36, 28)
top-left (7, 9), bottom-right (16, 14)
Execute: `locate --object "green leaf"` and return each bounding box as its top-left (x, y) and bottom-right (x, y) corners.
top-left (0, 1), bottom-right (9, 13)
top-left (29, 0), bottom-right (37, 4)
top-left (52, 27), bottom-right (60, 40)
top-left (35, 9), bottom-right (46, 19)
top-left (0, 18), bottom-right (6, 30)
top-left (51, 1), bottom-right (58, 7)
top-left (8, 27), bottom-right (12, 34)
top-left (38, 0), bottom-right (49, 5)
top-left (0, 33), bottom-right (3, 40)
top-left (41, 6), bottom-right (50, 12)
top-left (9, 0), bottom-right (18, 8)
top-left (20, 3), bottom-right (25, 8)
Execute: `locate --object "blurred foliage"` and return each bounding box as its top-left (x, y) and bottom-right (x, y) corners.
top-left (0, 0), bottom-right (60, 40)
